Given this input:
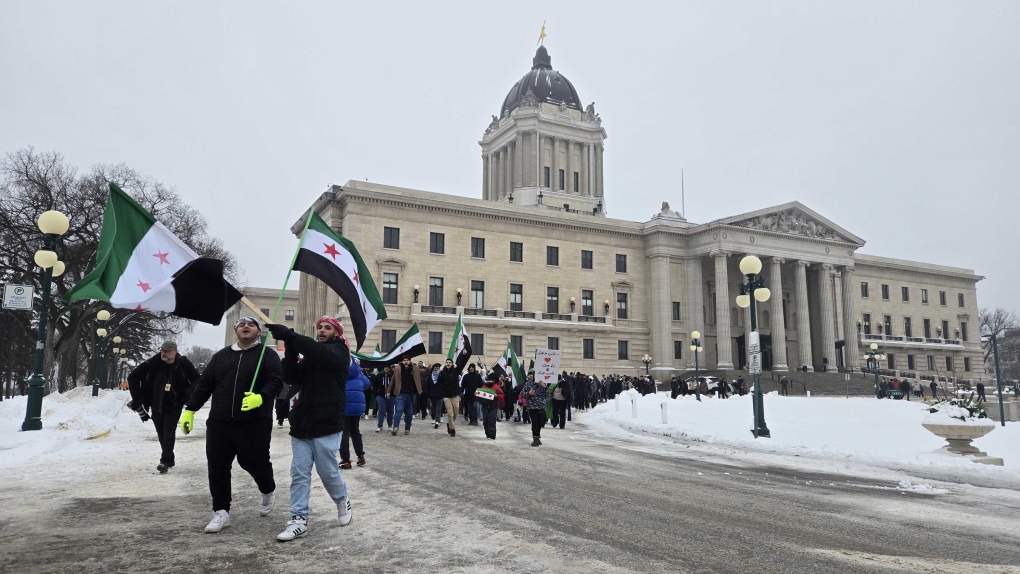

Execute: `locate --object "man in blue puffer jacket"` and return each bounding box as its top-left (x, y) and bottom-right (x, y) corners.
top-left (340, 360), bottom-right (371, 469)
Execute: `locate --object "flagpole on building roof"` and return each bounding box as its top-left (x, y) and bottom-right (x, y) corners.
top-left (248, 207), bottom-right (316, 392)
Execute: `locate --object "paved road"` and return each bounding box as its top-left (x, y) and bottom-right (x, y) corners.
top-left (4, 411), bottom-right (1019, 573)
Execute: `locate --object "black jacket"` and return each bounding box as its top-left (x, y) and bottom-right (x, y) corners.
top-left (461, 370), bottom-right (483, 399)
top-left (128, 353), bottom-right (200, 414)
top-left (371, 371), bottom-right (392, 398)
top-left (281, 333), bottom-right (351, 439)
top-left (185, 341), bottom-right (283, 422)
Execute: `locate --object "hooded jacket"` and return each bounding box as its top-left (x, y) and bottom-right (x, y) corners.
top-left (128, 352), bottom-right (199, 413)
top-left (185, 340), bottom-right (282, 422)
top-left (461, 369), bottom-right (483, 400)
top-left (345, 362), bottom-right (371, 417)
top-left (281, 332), bottom-right (351, 439)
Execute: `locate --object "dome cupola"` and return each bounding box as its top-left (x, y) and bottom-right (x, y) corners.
top-left (500, 46), bottom-right (582, 118)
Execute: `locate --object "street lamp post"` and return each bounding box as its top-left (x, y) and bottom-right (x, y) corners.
top-left (864, 343), bottom-right (886, 399)
top-left (642, 354), bottom-right (651, 376)
top-left (22, 210), bottom-right (70, 432)
top-left (92, 310), bottom-right (111, 396)
top-left (736, 255), bottom-right (772, 438)
top-left (109, 336), bottom-right (122, 390)
top-left (689, 331), bottom-right (702, 402)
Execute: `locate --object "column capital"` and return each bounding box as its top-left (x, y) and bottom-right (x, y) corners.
top-left (821, 263), bottom-right (835, 272)
top-left (842, 265), bottom-right (855, 275)
top-left (770, 257), bottom-right (786, 265)
top-left (797, 260), bottom-right (811, 267)
top-left (709, 250), bottom-right (730, 258)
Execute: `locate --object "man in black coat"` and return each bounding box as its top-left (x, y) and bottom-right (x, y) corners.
top-left (438, 341), bottom-right (472, 437)
top-left (461, 363), bottom-right (483, 426)
top-left (180, 317), bottom-right (283, 534)
top-left (127, 340), bottom-right (200, 474)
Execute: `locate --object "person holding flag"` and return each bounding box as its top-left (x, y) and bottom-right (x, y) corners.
top-left (180, 317), bottom-right (282, 533)
top-left (522, 369), bottom-right (550, 447)
top-left (477, 373), bottom-right (505, 440)
top-left (440, 315), bottom-right (473, 436)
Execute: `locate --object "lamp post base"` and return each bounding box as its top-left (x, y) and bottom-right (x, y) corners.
top-left (21, 373), bottom-right (46, 431)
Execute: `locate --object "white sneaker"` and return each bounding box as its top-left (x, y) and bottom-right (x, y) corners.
top-left (259, 489), bottom-right (277, 516)
top-left (276, 517), bottom-right (308, 541)
top-left (337, 497), bottom-right (352, 526)
top-left (375, 427), bottom-right (382, 433)
top-left (205, 510), bottom-right (230, 533)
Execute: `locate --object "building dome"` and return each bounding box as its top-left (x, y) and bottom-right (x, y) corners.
top-left (500, 46), bottom-right (582, 118)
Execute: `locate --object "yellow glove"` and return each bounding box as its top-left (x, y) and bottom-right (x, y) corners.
top-left (180, 410), bottom-right (195, 435)
top-left (241, 392), bottom-right (264, 412)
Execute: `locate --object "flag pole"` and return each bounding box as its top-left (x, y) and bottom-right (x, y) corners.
top-left (248, 207), bottom-right (316, 392)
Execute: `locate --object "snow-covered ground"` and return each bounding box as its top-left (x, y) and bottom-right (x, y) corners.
top-left (587, 389), bottom-right (1020, 489)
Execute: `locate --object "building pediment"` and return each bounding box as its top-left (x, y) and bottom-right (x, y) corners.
top-left (713, 202), bottom-right (864, 246)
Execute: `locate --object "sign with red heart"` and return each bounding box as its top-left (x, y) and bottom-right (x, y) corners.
top-left (534, 349), bottom-right (561, 386)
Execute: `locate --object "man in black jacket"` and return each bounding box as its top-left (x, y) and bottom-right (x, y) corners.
top-left (180, 317), bottom-right (283, 534)
top-left (127, 340), bottom-right (200, 474)
top-left (461, 363), bottom-right (483, 426)
top-left (268, 315), bottom-right (353, 542)
top-left (438, 343), bottom-right (471, 437)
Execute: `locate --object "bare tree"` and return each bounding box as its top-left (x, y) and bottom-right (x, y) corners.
top-left (979, 307), bottom-right (1019, 363)
top-left (182, 345), bottom-right (215, 367)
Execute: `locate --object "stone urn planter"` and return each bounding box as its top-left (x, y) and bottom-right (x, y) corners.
top-left (921, 400), bottom-right (1002, 465)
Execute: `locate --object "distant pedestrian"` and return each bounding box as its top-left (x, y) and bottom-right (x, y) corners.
top-left (976, 381), bottom-right (987, 401)
top-left (389, 356), bottom-right (425, 435)
top-left (340, 361), bottom-right (371, 469)
top-left (522, 371), bottom-right (549, 446)
top-left (929, 380), bottom-right (938, 400)
top-left (478, 373), bottom-right (505, 440)
top-left (372, 366), bottom-right (394, 432)
top-left (780, 376), bottom-right (789, 396)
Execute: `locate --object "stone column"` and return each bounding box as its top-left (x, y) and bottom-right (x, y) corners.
top-left (817, 264), bottom-right (838, 372)
top-left (534, 131), bottom-right (541, 187)
top-left (833, 270), bottom-right (845, 367)
top-left (713, 251), bottom-right (734, 370)
top-left (795, 260), bottom-right (814, 372)
top-left (841, 267), bottom-right (860, 372)
top-left (595, 144), bottom-right (604, 197)
top-left (685, 256), bottom-right (705, 371)
top-left (565, 140), bottom-right (572, 193)
top-left (482, 154), bottom-right (489, 200)
top-left (505, 144), bottom-right (513, 198)
top-left (580, 143), bottom-right (590, 196)
top-left (514, 133), bottom-right (523, 189)
top-left (550, 136), bottom-right (560, 190)
top-left (769, 258), bottom-right (789, 371)
top-left (649, 255), bottom-right (672, 370)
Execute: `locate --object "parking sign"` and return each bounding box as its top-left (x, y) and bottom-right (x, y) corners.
top-left (3, 284), bottom-right (34, 310)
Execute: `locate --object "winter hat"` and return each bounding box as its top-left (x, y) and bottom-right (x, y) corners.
top-left (316, 315), bottom-right (349, 347)
top-left (234, 316), bottom-right (261, 330)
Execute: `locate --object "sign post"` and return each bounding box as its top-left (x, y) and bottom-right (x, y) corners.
top-left (2, 284), bottom-right (34, 310)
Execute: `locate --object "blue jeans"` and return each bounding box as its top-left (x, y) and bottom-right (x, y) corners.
top-left (289, 432), bottom-right (347, 521)
top-left (393, 393), bottom-right (416, 430)
top-left (376, 395), bottom-right (394, 429)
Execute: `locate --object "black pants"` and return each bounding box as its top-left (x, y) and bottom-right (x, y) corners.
top-left (205, 418), bottom-right (276, 512)
top-left (551, 399), bottom-right (568, 428)
top-left (465, 396), bottom-right (477, 423)
top-left (151, 404), bottom-right (183, 466)
top-left (274, 398), bottom-right (289, 425)
top-left (340, 415), bottom-right (364, 462)
top-left (482, 401), bottom-right (498, 439)
top-left (530, 409), bottom-right (547, 438)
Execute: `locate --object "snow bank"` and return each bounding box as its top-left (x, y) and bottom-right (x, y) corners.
top-left (589, 390), bottom-right (1020, 487)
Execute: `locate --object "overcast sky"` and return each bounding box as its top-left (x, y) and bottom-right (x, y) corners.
top-left (2, 1), bottom-right (1017, 351)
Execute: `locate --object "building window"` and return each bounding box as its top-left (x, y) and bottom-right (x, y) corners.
top-left (428, 331), bottom-right (443, 354)
top-left (860, 282), bottom-right (869, 298)
top-left (471, 333), bottom-right (484, 356)
top-left (285, 310), bottom-right (295, 321)
top-left (901, 286), bottom-right (909, 302)
top-left (581, 290), bottom-right (593, 316)
top-left (428, 277), bottom-right (444, 306)
top-left (903, 317), bottom-right (912, 338)
top-left (616, 254), bottom-right (627, 273)
top-left (883, 315), bottom-right (892, 336)
top-left (941, 320), bottom-right (950, 339)
top-left (617, 293), bottom-right (628, 319)
top-left (384, 227), bottom-right (400, 249)
top-left (558, 169), bottom-right (565, 190)
top-left (923, 318), bottom-right (932, 339)
top-left (618, 340), bottom-right (629, 360)
top-left (926, 355), bottom-right (935, 371)
top-left (382, 273), bottom-right (398, 304)
top-left (907, 354), bottom-right (916, 370)
top-left (945, 356), bottom-right (954, 371)
top-left (511, 335), bottom-right (523, 357)
top-left (471, 280), bottom-right (484, 309)
top-left (939, 291), bottom-right (947, 306)
top-left (471, 237), bottom-right (485, 259)
top-left (510, 241), bottom-right (523, 262)
top-left (573, 172), bottom-right (579, 193)
top-left (381, 329), bottom-right (397, 352)
top-left (964, 357), bottom-right (971, 372)
top-left (862, 313), bottom-right (871, 334)
top-left (547, 287), bottom-right (559, 314)
top-left (510, 284), bottom-right (523, 312)
top-left (881, 284), bottom-right (890, 300)
top-left (261, 308), bottom-right (270, 317)
top-left (547, 246), bottom-right (559, 266)
top-left (886, 353), bottom-right (895, 370)
top-left (960, 322), bottom-right (968, 342)
top-left (429, 232), bottom-right (445, 255)
top-left (547, 337), bottom-right (559, 350)
top-left (543, 166), bottom-right (550, 188)
top-left (583, 338), bottom-right (595, 359)
top-left (957, 293), bottom-right (965, 307)
top-left (674, 340), bottom-right (683, 360)
top-left (581, 250), bottom-right (593, 270)
top-left (921, 288), bottom-right (928, 304)
top-left (672, 301), bottom-right (681, 321)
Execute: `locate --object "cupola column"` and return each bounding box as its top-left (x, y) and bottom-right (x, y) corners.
top-left (482, 154), bottom-right (490, 200)
top-left (580, 143), bottom-right (590, 196)
top-left (514, 133), bottom-right (523, 189)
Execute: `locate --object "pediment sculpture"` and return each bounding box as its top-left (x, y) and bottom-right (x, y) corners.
top-left (732, 210), bottom-right (843, 241)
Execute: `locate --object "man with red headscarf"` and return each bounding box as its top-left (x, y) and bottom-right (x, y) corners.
top-left (266, 315), bottom-right (353, 541)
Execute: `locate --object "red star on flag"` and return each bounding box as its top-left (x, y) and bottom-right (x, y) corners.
top-left (153, 250), bottom-right (170, 264)
top-left (352, 268), bottom-right (359, 284)
top-left (134, 304), bottom-right (148, 311)
top-left (136, 279), bottom-right (151, 292)
top-left (323, 243), bottom-right (340, 260)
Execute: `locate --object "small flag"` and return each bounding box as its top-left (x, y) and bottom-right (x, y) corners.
top-left (493, 341), bottom-right (524, 388)
top-left (372, 344), bottom-right (382, 358)
top-left (447, 314), bottom-right (470, 362)
top-left (352, 324), bottom-right (425, 368)
top-left (63, 183), bottom-right (240, 325)
top-left (292, 212), bottom-right (386, 350)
